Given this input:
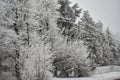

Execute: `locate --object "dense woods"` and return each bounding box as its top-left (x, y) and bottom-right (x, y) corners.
top-left (0, 0), bottom-right (120, 80)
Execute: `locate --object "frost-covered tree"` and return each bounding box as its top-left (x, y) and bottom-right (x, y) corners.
top-left (20, 0), bottom-right (59, 80)
top-left (79, 11), bottom-right (97, 68)
top-left (0, 0), bottom-right (59, 79)
top-left (99, 34), bottom-right (111, 66)
top-left (105, 27), bottom-right (119, 65)
top-left (94, 21), bottom-right (114, 66)
top-left (53, 38), bottom-right (89, 77)
top-left (0, 12), bottom-right (19, 78)
top-left (78, 10), bottom-right (119, 68)
top-left (21, 32), bottom-right (53, 80)
top-left (30, 0), bottom-right (59, 36)
top-left (0, 0), bottom-right (31, 80)
top-left (117, 41), bottom-right (120, 65)
top-left (79, 11), bottom-right (110, 69)
top-left (57, 0), bottom-right (81, 40)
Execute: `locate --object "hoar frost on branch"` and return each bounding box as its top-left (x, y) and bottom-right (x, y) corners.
top-left (21, 32), bottom-right (54, 80)
top-left (53, 39), bottom-right (89, 77)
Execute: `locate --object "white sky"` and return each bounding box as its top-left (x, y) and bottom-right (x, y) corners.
top-left (70, 0), bottom-right (120, 37)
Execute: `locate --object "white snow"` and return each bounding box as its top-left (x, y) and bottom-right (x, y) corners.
top-left (53, 77), bottom-right (99, 80)
top-left (91, 72), bottom-right (120, 80)
top-left (90, 66), bottom-right (120, 75)
top-left (53, 72), bottom-right (120, 80)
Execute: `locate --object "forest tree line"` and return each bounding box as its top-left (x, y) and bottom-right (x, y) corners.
top-left (0, 0), bottom-right (120, 80)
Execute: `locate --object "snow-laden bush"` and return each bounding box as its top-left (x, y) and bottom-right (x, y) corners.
top-left (20, 32), bottom-right (53, 80)
top-left (53, 38), bottom-right (89, 77)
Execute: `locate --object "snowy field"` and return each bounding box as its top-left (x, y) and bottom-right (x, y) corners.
top-left (53, 72), bottom-right (120, 80)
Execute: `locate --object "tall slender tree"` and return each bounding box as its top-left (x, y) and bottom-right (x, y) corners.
top-left (79, 11), bottom-right (110, 69)
top-left (105, 27), bottom-right (119, 65)
top-left (0, 0), bottom-right (31, 80)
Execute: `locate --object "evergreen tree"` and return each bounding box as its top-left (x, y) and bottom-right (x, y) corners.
top-left (105, 27), bottom-right (119, 65)
top-left (79, 11), bottom-right (109, 69)
top-left (57, 0), bottom-right (81, 40)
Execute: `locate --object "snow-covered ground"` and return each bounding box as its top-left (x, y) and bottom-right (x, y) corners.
top-left (53, 72), bottom-right (120, 80)
top-left (90, 66), bottom-right (120, 75)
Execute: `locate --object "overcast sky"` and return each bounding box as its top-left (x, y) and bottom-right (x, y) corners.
top-left (70, 0), bottom-right (120, 39)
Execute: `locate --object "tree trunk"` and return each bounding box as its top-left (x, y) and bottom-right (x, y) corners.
top-left (60, 69), bottom-right (69, 77)
top-left (15, 50), bottom-right (21, 80)
top-left (54, 68), bottom-right (57, 77)
top-left (0, 60), bottom-right (2, 76)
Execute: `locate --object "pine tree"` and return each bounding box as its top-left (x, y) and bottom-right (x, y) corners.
top-left (79, 11), bottom-right (108, 69)
top-left (105, 27), bottom-right (119, 65)
top-left (57, 0), bottom-right (81, 40)
top-left (117, 41), bottom-right (120, 65)
top-left (95, 21), bottom-right (110, 66)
